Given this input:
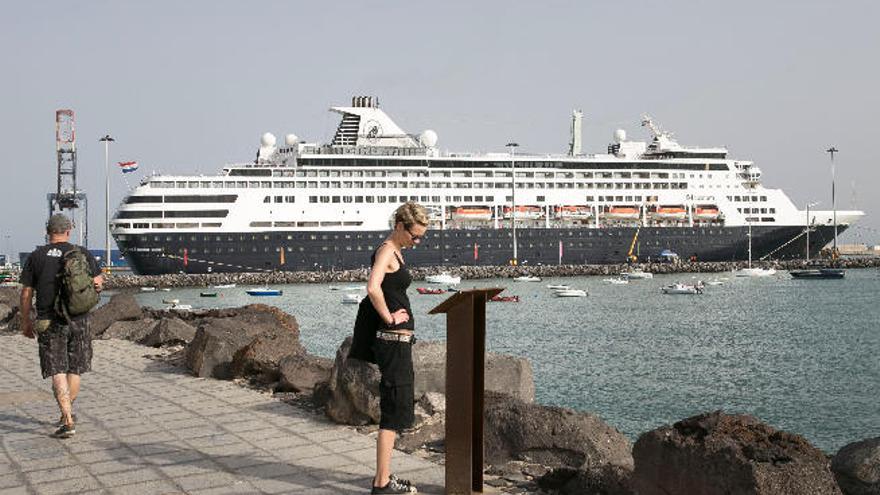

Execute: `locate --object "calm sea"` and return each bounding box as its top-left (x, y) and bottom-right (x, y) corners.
top-left (134, 268), bottom-right (880, 453)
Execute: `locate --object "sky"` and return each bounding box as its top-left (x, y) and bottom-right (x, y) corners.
top-left (2, 0), bottom-right (879, 257)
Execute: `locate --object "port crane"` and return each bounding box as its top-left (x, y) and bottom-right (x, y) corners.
top-left (47, 110), bottom-right (88, 246)
top-left (627, 225), bottom-right (641, 263)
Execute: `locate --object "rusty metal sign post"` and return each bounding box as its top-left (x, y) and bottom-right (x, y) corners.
top-left (429, 287), bottom-right (503, 495)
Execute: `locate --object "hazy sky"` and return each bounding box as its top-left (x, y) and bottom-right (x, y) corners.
top-left (2, 1), bottom-right (878, 256)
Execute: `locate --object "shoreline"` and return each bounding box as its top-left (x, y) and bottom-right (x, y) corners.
top-left (104, 258), bottom-right (880, 289)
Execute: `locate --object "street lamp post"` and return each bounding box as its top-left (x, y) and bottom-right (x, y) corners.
top-left (805, 201), bottom-right (819, 262)
top-left (100, 134), bottom-right (115, 270)
top-left (826, 147), bottom-right (838, 257)
top-left (506, 142), bottom-right (519, 265)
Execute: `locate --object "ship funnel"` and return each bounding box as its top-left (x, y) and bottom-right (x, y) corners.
top-left (569, 110), bottom-right (583, 156)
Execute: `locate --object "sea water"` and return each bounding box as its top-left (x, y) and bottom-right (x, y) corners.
top-left (134, 268), bottom-right (880, 453)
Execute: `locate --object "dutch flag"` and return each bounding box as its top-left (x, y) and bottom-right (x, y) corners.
top-left (118, 161), bottom-right (139, 173)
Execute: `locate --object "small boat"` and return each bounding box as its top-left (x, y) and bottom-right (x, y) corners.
top-left (621, 270), bottom-right (653, 280)
top-left (706, 279), bottom-right (725, 286)
top-left (790, 268), bottom-right (845, 279)
top-left (417, 287), bottom-right (447, 295)
top-left (661, 283), bottom-right (704, 295)
top-left (554, 289), bottom-right (587, 298)
top-left (602, 205), bottom-right (640, 221)
top-left (513, 276), bottom-right (541, 282)
top-left (734, 267), bottom-right (777, 278)
top-left (425, 272), bottom-right (461, 285)
top-left (649, 205), bottom-right (687, 220)
top-left (200, 292), bottom-right (218, 297)
top-left (213, 283), bottom-right (236, 289)
top-left (166, 303), bottom-right (192, 310)
top-left (341, 294), bottom-right (363, 304)
top-left (246, 288), bottom-right (283, 296)
top-left (140, 287), bottom-right (157, 292)
top-left (603, 277), bottom-right (629, 285)
top-left (503, 205), bottom-right (542, 219)
top-left (490, 295), bottom-right (520, 303)
top-left (451, 206), bottom-right (493, 221)
top-left (158, 288), bottom-right (172, 292)
top-left (546, 284), bottom-right (570, 290)
top-left (162, 298), bottom-right (180, 305)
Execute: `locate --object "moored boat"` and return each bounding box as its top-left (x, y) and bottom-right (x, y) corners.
top-left (416, 287), bottom-right (446, 295)
top-left (661, 283), bottom-right (703, 295)
top-left (425, 272), bottom-right (461, 285)
top-left (790, 267), bottom-right (845, 279)
top-left (554, 289), bottom-right (587, 297)
top-left (246, 287), bottom-right (283, 296)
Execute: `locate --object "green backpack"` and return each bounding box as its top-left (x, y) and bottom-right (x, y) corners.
top-left (55, 248), bottom-right (99, 319)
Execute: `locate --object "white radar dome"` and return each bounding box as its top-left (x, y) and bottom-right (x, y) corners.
top-left (419, 129), bottom-right (438, 148)
top-left (284, 134), bottom-right (299, 146)
top-left (260, 132), bottom-right (277, 147)
top-left (614, 129), bottom-right (627, 142)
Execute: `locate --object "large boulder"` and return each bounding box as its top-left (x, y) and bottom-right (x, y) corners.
top-left (89, 293), bottom-right (143, 337)
top-left (186, 305), bottom-right (303, 380)
top-left (484, 392), bottom-right (633, 471)
top-left (832, 437), bottom-right (880, 495)
top-left (102, 319), bottom-right (158, 341)
top-left (139, 317), bottom-right (196, 347)
top-left (325, 337), bottom-right (537, 426)
top-left (631, 410), bottom-right (842, 495)
top-left (0, 303), bottom-right (13, 325)
top-left (230, 306), bottom-right (304, 383)
top-left (278, 354), bottom-right (333, 393)
top-left (0, 286), bottom-right (20, 311)
top-left (537, 466), bottom-right (634, 495)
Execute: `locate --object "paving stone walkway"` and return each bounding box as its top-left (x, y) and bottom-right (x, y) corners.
top-left (0, 335), bottom-right (445, 494)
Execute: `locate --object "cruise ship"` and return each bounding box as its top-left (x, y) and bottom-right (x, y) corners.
top-left (112, 96), bottom-right (864, 275)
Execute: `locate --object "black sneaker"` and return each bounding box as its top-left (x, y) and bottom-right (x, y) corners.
top-left (371, 476), bottom-right (417, 494)
top-left (52, 424), bottom-right (76, 439)
top-left (389, 474), bottom-right (414, 489)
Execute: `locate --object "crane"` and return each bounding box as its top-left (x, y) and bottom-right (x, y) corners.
top-left (47, 109), bottom-right (88, 246)
top-left (627, 225), bottom-right (641, 263)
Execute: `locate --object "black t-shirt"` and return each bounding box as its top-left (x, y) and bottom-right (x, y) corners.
top-left (19, 242), bottom-right (101, 319)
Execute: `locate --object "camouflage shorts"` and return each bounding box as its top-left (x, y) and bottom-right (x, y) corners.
top-left (37, 317), bottom-right (92, 379)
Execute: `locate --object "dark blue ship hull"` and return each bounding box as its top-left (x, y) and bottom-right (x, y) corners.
top-left (115, 224), bottom-right (844, 275)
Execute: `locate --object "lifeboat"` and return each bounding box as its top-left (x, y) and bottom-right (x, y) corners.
top-left (650, 205), bottom-right (687, 220)
top-left (602, 206), bottom-right (640, 220)
top-left (555, 205), bottom-right (593, 219)
top-left (417, 287), bottom-right (447, 295)
top-left (694, 205), bottom-right (721, 220)
top-left (502, 205), bottom-right (542, 219)
top-left (451, 206), bottom-right (492, 221)
top-left (490, 295), bottom-right (520, 303)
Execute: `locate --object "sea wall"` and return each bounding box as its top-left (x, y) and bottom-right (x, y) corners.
top-left (104, 257), bottom-right (880, 289)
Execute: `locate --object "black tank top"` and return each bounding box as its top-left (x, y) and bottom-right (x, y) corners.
top-left (370, 244), bottom-right (414, 331)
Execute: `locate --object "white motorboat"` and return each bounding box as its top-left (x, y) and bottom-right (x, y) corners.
top-left (162, 298), bottom-right (180, 305)
top-left (621, 270), bottom-right (653, 280)
top-left (513, 276), bottom-right (542, 282)
top-left (546, 284), bottom-right (570, 290)
top-left (166, 303), bottom-right (192, 310)
top-left (706, 279), bottom-right (725, 286)
top-left (140, 287), bottom-right (157, 292)
top-left (342, 293), bottom-right (363, 304)
top-left (661, 283), bottom-right (704, 295)
top-left (213, 283), bottom-right (236, 289)
top-left (734, 267), bottom-right (777, 277)
top-left (603, 277), bottom-right (629, 285)
top-left (554, 289), bottom-right (588, 297)
top-left (158, 287), bottom-right (172, 292)
top-left (425, 272), bottom-right (461, 285)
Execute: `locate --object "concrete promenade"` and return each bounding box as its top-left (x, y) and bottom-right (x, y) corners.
top-left (0, 335), bottom-right (445, 494)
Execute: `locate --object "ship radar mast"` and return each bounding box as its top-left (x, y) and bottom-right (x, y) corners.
top-left (641, 114), bottom-right (673, 140)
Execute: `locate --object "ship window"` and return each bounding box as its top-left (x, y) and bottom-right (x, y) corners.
top-left (125, 195), bottom-right (162, 204)
top-left (263, 196), bottom-right (270, 203)
top-left (332, 196), bottom-right (340, 203)
top-left (343, 196), bottom-right (353, 203)
top-left (274, 196), bottom-right (282, 203)
top-left (261, 181), bottom-right (271, 188)
top-left (285, 196), bottom-right (295, 203)
top-left (309, 196), bottom-right (317, 203)
top-left (366, 197), bottom-right (375, 203)
top-left (250, 222), bottom-right (271, 227)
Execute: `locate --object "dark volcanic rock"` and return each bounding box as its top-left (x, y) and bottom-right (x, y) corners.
top-left (537, 466), bottom-right (634, 495)
top-left (186, 304), bottom-right (303, 380)
top-left (139, 317), bottom-right (196, 347)
top-left (278, 353), bottom-right (333, 393)
top-left (325, 337), bottom-right (537, 426)
top-left (0, 303), bottom-right (13, 325)
top-left (832, 437), bottom-right (880, 495)
top-left (632, 410), bottom-right (842, 495)
top-left (89, 293), bottom-right (143, 337)
top-left (484, 392), bottom-right (633, 472)
top-left (102, 319), bottom-right (158, 341)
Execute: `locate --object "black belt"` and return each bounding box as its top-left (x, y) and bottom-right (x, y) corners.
top-left (376, 331), bottom-right (415, 343)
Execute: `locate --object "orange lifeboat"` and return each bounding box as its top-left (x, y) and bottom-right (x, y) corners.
top-left (603, 206), bottom-right (640, 220)
top-left (650, 205), bottom-right (687, 220)
top-left (555, 205), bottom-right (592, 219)
top-left (694, 205), bottom-right (721, 220)
top-left (451, 206), bottom-right (492, 221)
top-left (502, 205), bottom-right (542, 219)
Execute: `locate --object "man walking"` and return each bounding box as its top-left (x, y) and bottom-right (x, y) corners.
top-left (19, 214), bottom-right (103, 438)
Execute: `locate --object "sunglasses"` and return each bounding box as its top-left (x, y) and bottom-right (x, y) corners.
top-left (406, 227), bottom-right (426, 242)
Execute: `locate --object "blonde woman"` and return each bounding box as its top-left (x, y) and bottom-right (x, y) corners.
top-left (350, 202), bottom-right (428, 494)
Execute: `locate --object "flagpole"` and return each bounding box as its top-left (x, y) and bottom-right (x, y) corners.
top-left (100, 134), bottom-right (114, 270)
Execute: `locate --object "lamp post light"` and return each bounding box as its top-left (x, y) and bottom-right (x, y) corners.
top-left (805, 201), bottom-right (819, 262)
top-left (99, 134), bottom-right (115, 270)
top-left (506, 142), bottom-right (519, 265)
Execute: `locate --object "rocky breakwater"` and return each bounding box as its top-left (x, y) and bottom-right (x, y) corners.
top-left (103, 257), bottom-right (880, 289)
top-left (0, 286), bottom-right (21, 332)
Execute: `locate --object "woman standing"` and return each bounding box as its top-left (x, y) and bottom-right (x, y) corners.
top-left (351, 202), bottom-right (428, 494)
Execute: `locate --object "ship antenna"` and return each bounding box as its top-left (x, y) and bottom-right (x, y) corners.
top-left (827, 146), bottom-right (838, 257)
